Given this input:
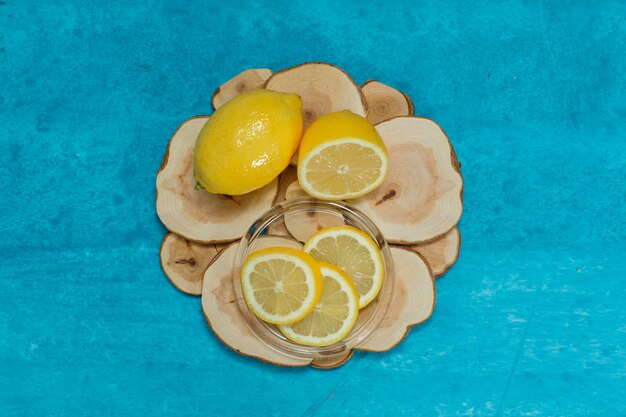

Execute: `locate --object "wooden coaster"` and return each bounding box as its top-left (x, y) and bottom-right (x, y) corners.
top-left (357, 246), bottom-right (435, 352)
top-left (362, 80), bottom-right (414, 124)
top-left (212, 69), bottom-right (272, 110)
top-left (160, 232), bottom-right (229, 295)
top-left (409, 227), bottom-right (461, 277)
top-left (266, 166), bottom-right (299, 237)
top-left (351, 116), bottom-right (463, 244)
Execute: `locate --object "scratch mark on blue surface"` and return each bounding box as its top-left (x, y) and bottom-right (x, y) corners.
top-left (537, 0), bottom-right (558, 67)
top-left (495, 275), bottom-right (546, 417)
top-left (496, 232), bottom-right (528, 264)
top-left (299, 390), bottom-right (333, 417)
top-left (300, 354), bottom-right (367, 416)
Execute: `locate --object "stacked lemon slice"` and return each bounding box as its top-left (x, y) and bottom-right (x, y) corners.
top-left (241, 225), bottom-right (384, 347)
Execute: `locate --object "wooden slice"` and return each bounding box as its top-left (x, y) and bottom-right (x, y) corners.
top-left (351, 116), bottom-right (463, 244)
top-left (211, 69), bottom-right (272, 110)
top-left (160, 232), bottom-right (228, 295)
top-left (283, 181), bottom-right (344, 242)
top-left (273, 166), bottom-right (298, 205)
top-left (357, 246), bottom-right (435, 352)
top-left (264, 166), bottom-right (298, 237)
top-left (202, 237), bottom-right (312, 367)
top-left (156, 116), bottom-right (278, 243)
top-left (409, 227), bottom-right (460, 278)
top-left (265, 62), bottom-right (367, 129)
top-left (362, 80), bottom-right (414, 124)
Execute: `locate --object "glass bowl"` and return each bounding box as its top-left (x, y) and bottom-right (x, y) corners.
top-left (233, 198), bottom-right (395, 360)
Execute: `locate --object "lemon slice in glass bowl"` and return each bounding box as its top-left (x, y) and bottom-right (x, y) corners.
top-left (278, 262), bottom-right (359, 347)
top-left (241, 247), bottom-right (322, 325)
top-left (304, 225), bottom-right (384, 308)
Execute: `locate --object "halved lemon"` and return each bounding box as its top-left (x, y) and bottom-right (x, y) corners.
top-left (278, 262), bottom-right (359, 347)
top-left (241, 247), bottom-right (322, 325)
top-left (297, 110), bottom-right (388, 200)
top-left (303, 225), bottom-right (384, 308)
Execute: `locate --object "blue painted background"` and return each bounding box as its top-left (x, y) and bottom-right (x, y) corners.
top-left (1, 1), bottom-right (625, 415)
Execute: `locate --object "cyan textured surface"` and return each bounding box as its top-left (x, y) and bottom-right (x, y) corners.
top-left (1, 1), bottom-right (626, 415)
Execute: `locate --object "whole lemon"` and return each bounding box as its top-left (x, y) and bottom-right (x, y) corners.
top-left (194, 89), bottom-right (303, 195)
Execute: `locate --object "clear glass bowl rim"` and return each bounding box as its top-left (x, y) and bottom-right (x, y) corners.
top-left (232, 197), bottom-right (395, 359)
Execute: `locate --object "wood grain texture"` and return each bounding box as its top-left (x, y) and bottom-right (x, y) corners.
top-left (212, 69), bottom-right (272, 110)
top-left (362, 80), bottom-right (414, 124)
top-left (352, 116), bottom-right (463, 244)
top-left (272, 165), bottom-right (298, 205)
top-left (265, 62), bottom-right (367, 129)
top-left (357, 246), bottom-right (435, 352)
top-left (409, 227), bottom-right (461, 277)
top-left (266, 166), bottom-right (299, 237)
top-left (283, 181), bottom-right (344, 242)
top-left (159, 232), bottom-right (228, 295)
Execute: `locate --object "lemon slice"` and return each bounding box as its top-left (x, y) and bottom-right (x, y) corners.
top-left (278, 262), bottom-right (359, 347)
top-left (297, 110), bottom-right (388, 200)
top-left (241, 248), bottom-right (322, 325)
top-left (303, 225), bottom-right (384, 308)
